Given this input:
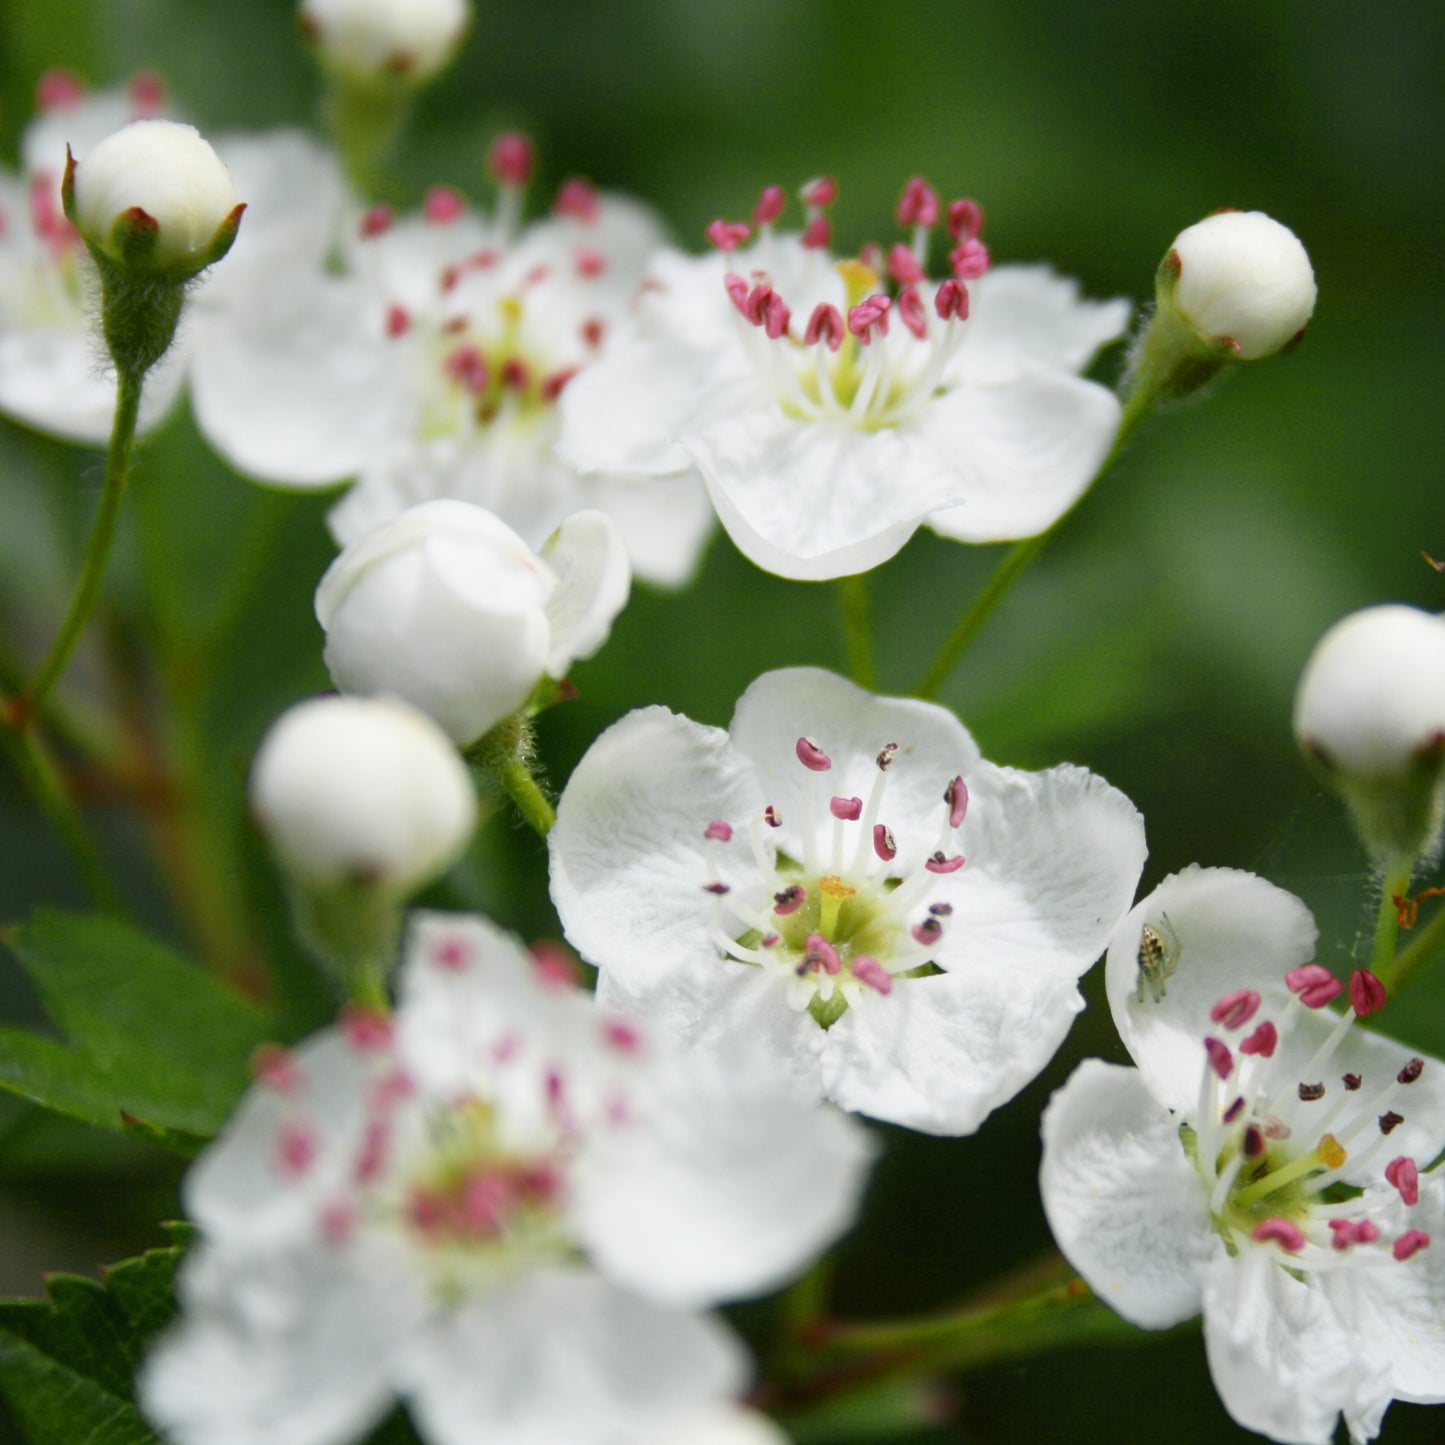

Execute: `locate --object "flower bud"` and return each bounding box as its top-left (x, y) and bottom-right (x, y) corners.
top-left (299, 0), bottom-right (471, 83)
top-left (66, 119), bottom-right (242, 275)
top-left (316, 501), bottom-right (630, 746)
top-left (251, 694), bottom-right (476, 894)
top-left (1166, 210), bottom-right (1316, 361)
top-left (1294, 604), bottom-right (1445, 862)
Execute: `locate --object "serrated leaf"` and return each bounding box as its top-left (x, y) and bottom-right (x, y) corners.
top-left (0, 911), bottom-right (278, 1144)
top-left (0, 1238), bottom-right (185, 1445)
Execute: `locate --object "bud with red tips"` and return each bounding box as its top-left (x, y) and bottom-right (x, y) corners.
top-left (299, 0), bottom-right (470, 84)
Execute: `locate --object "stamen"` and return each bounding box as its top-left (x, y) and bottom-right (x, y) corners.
top-left (888, 244), bottom-right (925, 286)
top-left (801, 216), bottom-right (831, 250)
top-left (37, 70), bottom-right (85, 111)
top-left (704, 820), bottom-right (734, 842)
top-left (1349, 969), bottom-right (1387, 1017)
top-left (774, 885), bottom-right (806, 916)
top-left (1297, 1082), bottom-right (1326, 1102)
top-left (1205, 1037), bottom-right (1233, 1080)
top-left (424, 186), bottom-right (465, 224)
top-left (276, 1122), bottom-right (318, 1178)
top-left (804, 302), bottom-right (845, 351)
top-left (802, 934), bottom-right (841, 975)
top-left (1394, 1230), bottom-right (1431, 1261)
top-left (911, 917), bottom-right (942, 947)
top-left (1211, 990), bottom-right (1262, 1029)
top-left (831, 796), bottom-right (862, 821)
top-left (873, 825), bottom-right (897, 861)
top-left (1379, 1111), bottom-right (1405, 1135)
top-left (935, 279), bottom-right (970, 322)
top-left (1343, 1073), bottom-right (1362, 1090)
top-left (753, 185), bottom-right (785, 225)
top-left (764, 805), bottom-right (783, 828)
top-left (1385, 1157), bottom-right (1420, 1206)
top-left (852, 956), bottom-right (893, 995)
top-left (707, 219), bottom-right (752, 252)
top-left (703, 882), bottom-right (730, 895)
top-left (341, 1005), bottom-right (394, 1051)
top-left (947, 198), bottom-right (984, 242)
top-left (1286, 964), bottom-right (1344, 1009)
top-left (386, 305), bottom-right (410, 338)
top-left (1328, 1218), bottom-right (1380, 1250)
top-left (359, 204), bottom-right (393, 237)
top-left (574, 245), bottom-right (605, 278)
top-left (925, 851), bottom-right (965, 874)
top-left (801, 176), bottom-right (837, 208)
top-left (796, 737), bottom-right (832, 771)
top-left (896, 177), bottom-right (940, 229)
top-left (487, 133), bottom-right (535, 188)
top-left (554, 177), bottom-right (600, 222)
top-left (877, 744), bottom-right (899, 771)
top-left (1398, 1057), bottom-right (1425, 1085)
top-left (950, 238), bottom-right (990, 278)
top-left (433, 935), bottom-right (471, 970)
top-left (251, 1044), bottom-right (301, 1094)
top-left (1251, 1218), bottom-right (1306, 1253)
top-left (896, 285), bottom-right (928, 338)
top-left (945, 776), bottom-right (969, 828)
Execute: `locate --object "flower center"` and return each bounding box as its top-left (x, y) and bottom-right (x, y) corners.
top-left (701, 736), bottom-right (968, 1028)
top-left (706, 176), bottom-right (989, 432)
top-left (1180, 966), bottom-right (1432, 1268)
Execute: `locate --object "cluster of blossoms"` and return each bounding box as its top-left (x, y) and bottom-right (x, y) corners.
top-left (11, 10), bottom-right (1445, 1444)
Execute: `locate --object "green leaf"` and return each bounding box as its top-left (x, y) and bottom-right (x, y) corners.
top-left (0, 911), bottom-right (277, 1144)
top-left (0, 1230), bottom-right (187, 1445)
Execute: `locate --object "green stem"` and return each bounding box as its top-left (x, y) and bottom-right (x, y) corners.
top-left (1387, 893), bottom-right (1445, 998)
top-left (1371, 855), bottom-right (1414, 985)
top-left (471, 716), bottom-right (556, 838)
top-left (10, 369), bottom-right (143, 728)
top-left (911, 374), bottom-right (1161, 701)
top-left (836, 574), bottom-right (875, 690)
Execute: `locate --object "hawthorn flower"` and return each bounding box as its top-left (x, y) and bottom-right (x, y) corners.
top-left (299, 0), bottom-right (471, 84)
top-left (1041, 866), bottom-right (1445, 1444)
top-left (189, 143), bottom-right (713, 586)
top-left (555, 175), bottom-right (1129, 579)
top-left (549, 667), bottom-right (1146, 1134)
top-left (317, 501), bottom-right (629, 746)
top-left (140, 912), bottom-right (872, 1445)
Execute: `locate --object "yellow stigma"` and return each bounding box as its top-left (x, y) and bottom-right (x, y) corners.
top-left (1317, 1133), bottom-right (1347, 1170)
top-left (818, 874), bottom-right (855, 935)
top-left (836, 258), bottom-right (879, 307)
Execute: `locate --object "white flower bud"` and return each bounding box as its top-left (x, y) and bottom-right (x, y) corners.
top-left (251, 694), bottom-right (475, 894)
top-left (300, 0), bottom-right (471, 82)
top-left (316, 501), bottom-right (630, 746)
top-left (1294, 604), bottom-right (1445, 862)
top-left (69, 119), bottom-right (240, 271)
top-left (1167, 210), bottom-right (1316, 360)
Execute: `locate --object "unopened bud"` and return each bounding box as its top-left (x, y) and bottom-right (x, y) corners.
top-left (299, 0), bottom-right (471, 83)
top-left (1294, 604), bottom-right (1445, 863)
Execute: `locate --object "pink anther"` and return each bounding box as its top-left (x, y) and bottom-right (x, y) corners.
top-left (925, 852), bottom-right (965, 874)
top-left (1349, 969), bottom-right (1387, 1018)
top-left (800, 215), bottom-right (831, 250)
top-left (796, 736), bottom-right (832, 771)
top-left (581, 316), bottom-right (606, 349)
top-left (773, 884), bottom-right (806, 915)
top-left (706, 218), bottom-right (752, 252)
top-left (1399, 1056), bottom-right (1425, 1085)
top-left (1394, 1230), bottom-right (1431, 1261)
top-left (487, 132), bottom-right (535, 187)
top-left (36, 70), bottom-right (84, 111)
top-left (764, 804), bottom-right (783, 828)
top-left (804, 934), bottom-right (841, 975)
top-left (753, 184), bottom-right (785, 225)
top-left (434, 935), bottom-right (471, 970)
top-left (852, 956), bottom-right (893, 995)
top-left (604, 1019), bottom-right (643, 1053)
top-left (847, 295), bottom-right (891, 342)
top-left (1251, 1218), bottom-right (1306, 1252)
top-left (540, 367), bottom-right (578, 403)
top-left (873, 824), bottom-right (897, 862)
top-left (574, 245), bottom-right (605, 278)
top-left (724, 272), bottom-right (752, 315)
top-left (944, 776), bottom-right (969, 829)
top-left (424, 186), bottom-right (465, 224)
top-left (896, 176), bottom-right (940, 229)
top-left (444, 345), bottom-right (489, 394)
top-left (251, 1044), bottom-right (301, 1094)
top-left (385, 305), bottom-right (410, 338)
top-left (555, 176), bottom-right (600, 222)
top-left (1211, 990), bottom-right (1262, 1030)
top-left (1285, 964), bottom-right (1343, 1009)
top-left (804, 302), bottom-right (846, 351)
top-left (703, 882), bottom-right (730, 896)
top-left (341, 1005), bottom-right (394, 1052)
top-left (888, 243), bottom-right (925, 287)
top-left (946, 198), bottom-right (984, 243)
top-left (801, 176), bottom-right (837, 209)
top-left (950, 238), bottom-right (990, 279)
top-left (128, 72), bottom-right (166, 114)
top-left (749, 283), bottom-right (791, 339)
top-left (319, 1202), bottom-right (357, 1245)
top-left (704, 820), bottom-right (734, 842)
top-left (934, 279), bottom-right (970, 323)
top-left (1386, 1157), bottom-right (1420, 1206)
top-left (1239, 1021), bottom-right (1277, 1057)
top-left (276, 1122), bottom-right (318, 1178)
top-left (830, 796), bottom-right (863, 821)
top-left (501, 357), bottom-right (531, 391)
top-left (912, 917), bottom-right (942, 946)
top-left (354, 1116), bottom-right (391, 1183)
top-left (532, 940), bottom-right (581, 990)
top-left (1329, 1218), bottom-right (1380, 1251)
top-left (897, 285), bottom-right (927, 339)
top-left (876, 743), bottom-right (899, 771)
top-left (1204, 1036), bottom-right (1233, 1080)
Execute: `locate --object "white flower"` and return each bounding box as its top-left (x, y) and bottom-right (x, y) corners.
top-left (555, 176), bottom-right (1129, 580)
top-left (300, 0), bottom-right (471, 83)
top-left (0, 74), bottom-right (190, 441)
top-left (140, 911), bottom-right (873, 1445)
top-left (1041, 866), bottom-right (1445, 1444)
top-left (1166, 210), bottom-right (1316, 360)
top-left (1294, 605), bottom-right (1445, 783)
top-left (69, 118), bottom-right (240, 271)
top-left (548, 667), bottom-right (1146, 1134)
top-left (250, 695), bottom-right (476, 893)
top-left (317, 500), bottom-right (629, 746)
top-left (189, 155), bottom-right (714, 587)
top-left (630, 1405), bottom-right (790, 1445)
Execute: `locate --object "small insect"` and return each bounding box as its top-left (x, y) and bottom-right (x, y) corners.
top-left (1135, 914), bottom-right (1182, 1004)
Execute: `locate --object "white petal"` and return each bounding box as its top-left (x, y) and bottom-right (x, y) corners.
top-left (577, 468), bottom-right (716, 589)
top-left (400, 1268), bottom-right (746, 1445)
top-left (821, 965), bottom-right (1085, 1135)
top-left (1104, 866), bottom-right (1318, 1116)
top-left (140, 1244), bottom-right (414, 1445)
top-left (949, 264), bottom-right (1132, 383)
top-left (727, 667), bottom-right (981, 872)
top-left (573, 1044), bottom-right (872, 1307)
top-left (549, 706), bottom-right (765, 992)
top-left (1039, 1059), bottom-right (1211, 1329)
top-left (923, 372), bottom-right (1122, 543)
top-left (686, 408), bottom-right (968, 581)
top-left (189, 272), bottom-right (404, 486)
top-left (541, 509), bottom-right (631, 674)
top-left (1201, 1249), bottom-right (1365, 1445)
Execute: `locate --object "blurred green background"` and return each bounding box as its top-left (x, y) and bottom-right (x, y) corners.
top-left (2, 0), bottom-right (1444, 1440)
